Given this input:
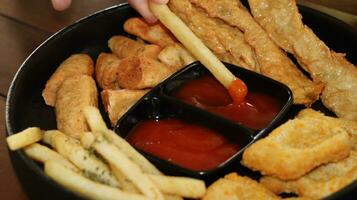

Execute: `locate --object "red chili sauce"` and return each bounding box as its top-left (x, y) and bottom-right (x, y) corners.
top-left (127, 119), bottom-right (239, 171)
top-left (173, 75), bottom-right (283, 130)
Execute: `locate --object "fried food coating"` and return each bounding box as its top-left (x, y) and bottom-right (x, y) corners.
top-left (242, 109), bottom-right (351, 180)
top-left (95, 53), bottom-right (121, 90)
top-left (55, 75), bottom-right (98, 139)
top-left (260, 151), bottom-right (357, 199)
top-left (124, 17), bottom-right (177, 47)
top-left (188, 0), bottom-right (323, 105)
top-left (203, 173), bottom-right (280, 200)
top-left (42, 54), bottom-right (94, 106)
top-left (168, 0), bottom-right (259, 72)
top-left (117, 55), bottom-right (173, 89)
top-left (248, 0), bottom-right (357, 121)
top-left (108, 35), bottom-right (161, 59)
top-left (158, 43), bottom-right (196, 71)
top-left (101, 89), bottom-right (148, 126)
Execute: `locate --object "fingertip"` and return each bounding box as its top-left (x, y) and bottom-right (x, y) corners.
top-left (51, 0), bottom-right (72, 11)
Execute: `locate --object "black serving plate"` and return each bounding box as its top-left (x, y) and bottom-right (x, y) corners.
top-left (5, 2), bottom-right (357, 200)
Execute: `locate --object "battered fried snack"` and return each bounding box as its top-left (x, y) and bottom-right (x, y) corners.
top-left (248, 0), bottom-right (357, 121)
top-left (42, 54), bottom-right (94, 106)
top-left (260, 151), bottom-right (357, 199)
top-left (117, 55), bottom-right (173, 89)
top-left (158, 43), bottom-right (196, 71)
top-left (187, 0), bottom-right (323, 105)
top-left (168, 0), bottom-right (259, 72)
top-left (124, 17), bottom-right (176, 47)
top-left (108, 36), bottom-right (161, 59)
top-left (101, 89), bottom-right (148, 126)
top-left (95, 53), bottom-right (121, 90)
top-left (203, 173), bottom-right (280, 200)
top-left (242, 109), bottom-right (351, 180)
top-left (297, 109), bottom-right (357, 150)
top-left (55, 75), bottom-right (98, 139)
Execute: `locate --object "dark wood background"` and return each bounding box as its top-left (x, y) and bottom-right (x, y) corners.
top-left (0, 0), bottom-right (356, 199)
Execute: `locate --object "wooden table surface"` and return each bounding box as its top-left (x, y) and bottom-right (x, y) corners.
top-left (0, 1), bottom-right (356, 199)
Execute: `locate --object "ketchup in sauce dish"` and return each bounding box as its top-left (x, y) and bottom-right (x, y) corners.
top-left (127, 118), bottom-right (240, 171)
top-left (173, 75), bottom-right (283, 130)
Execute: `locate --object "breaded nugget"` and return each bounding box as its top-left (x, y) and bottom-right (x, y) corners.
top-left (158, 43), bottom-right (196, 71)
top-left (203, 173), bottom-right (280, 200)
top-left (95, 53), bottom-right (121, 90)
top-left (187, 0), bottom-right (323, 105)
top-left (260, 151), bottom-right (357, 199)
top-left (248, 0), bottom-right (357, 121)
top-left (101, 89), bottom-right (148, 126)
top-left (42, 54), bottom-right (94, 106)
top-left (117, 56), bottom-right (173, 89)
top-left (242, 109), bottom-right (351, 180)
top-left (123, 17), bottom-right (176, 47)
top-left (55, 75), bottom-right (98, 139)
top-left (296, 109), bottom-right (357, 150)
top-left (108, 35), bottom-right (161, 59)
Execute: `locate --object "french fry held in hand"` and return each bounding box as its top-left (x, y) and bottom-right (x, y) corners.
top-left (44, 161), bottom-right (149, 200)
top-left (149, 3), bottom-right (248, 103)
top-left (44, 130), bottom-right (119, 187)
top-left (6, 127), bottom-right (43, 150)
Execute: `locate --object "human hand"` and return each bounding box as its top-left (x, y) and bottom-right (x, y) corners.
top-left (51, 0), bottom-right (72, 11)
top-left (128, 0), bottom-right (169, 23)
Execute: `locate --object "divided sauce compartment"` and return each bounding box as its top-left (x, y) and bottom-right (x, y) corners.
top-left (115, 62), bottom-right (293, 182)
top-left (161, 62), bottom-right (293, 139)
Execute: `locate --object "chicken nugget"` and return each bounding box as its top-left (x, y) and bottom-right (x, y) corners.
top-left (203, 173), bottom-right (280, 200)
top-left (101, 89), bottom-right (148, 126)
top-left (158, 43), bottom-right (196, 71)
top-left (242, 109), bottom-right (351, 180)
top-left (260, 151), bottom-right (357, 199)
top-left (42, 54), bottom-right (94, 106)
top-left (117, 56), bottom-right (173, 89)
top-left (55, 75), bottom-right (98, 139)
top-left (124, 17), bottom-right (176, 47)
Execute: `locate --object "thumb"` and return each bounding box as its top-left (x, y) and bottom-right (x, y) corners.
top-left (51, 0), bottom-right (72, 11)
top-left (150, 0), bottom-right (169, 4)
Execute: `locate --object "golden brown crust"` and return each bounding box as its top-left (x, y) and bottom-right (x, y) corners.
top-left (42, 54), bottom-right (94, 106)
top-left (101, 89), bottom-right (148, 126)
top-left (123, 17), bottom-right (176, 47)
top-left (55, 75), bottom-right (98, 139)
top-left (248, 0), bottom-right (357, 120)
top-left (242, 109), bottom-right (351, 180)
top-left (95, 53), bottom-right (121, 90)
top-left (260, 151), bottom-right (357, 199)
top-left (158, 43), bottom-right (196, 71)
top-left (203, 173), bottom-right (280, 200)
top-left (188, 0), bottom-right (323, 105)
top-left (116, 56), bottom-right (173, 89)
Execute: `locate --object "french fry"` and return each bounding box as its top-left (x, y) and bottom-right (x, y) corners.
top-left (45, 131), bottom-right (119, 187)
top-left (89, 134), bottom-right (164, 200)
top-left (7, 127), bottom-right (43, 150)
top-left (23, 143), bottom-right (78, 172)
top-left (110, 164), bottom-right (140, 193)
top-left (83, 106), bottom-right (161, 175)
top-left (44, 161), bottom-right (149, 200)
top-left (148, 174), bottom-right (206, 198)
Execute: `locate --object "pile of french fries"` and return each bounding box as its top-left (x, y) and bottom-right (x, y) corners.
top-left (6, 106), bottom-right (206, 200)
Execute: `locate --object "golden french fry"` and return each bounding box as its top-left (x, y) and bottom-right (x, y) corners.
top-left (149, 3), bottom-right (235, 88)
top-left (7, 127), bottom-right (43, 150)
top-left (44, 161), bottom-right (149, 200)
top-left (83, 106), bottom-right (161, 175)
top-left (90, 135), bottom-right (164, 200)
top-left (148, 174), bottom-right (206, 198)
top-left (45, 131), bottom-right (119, 187)
top-left (23, 143), bottom-right (78, 172)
